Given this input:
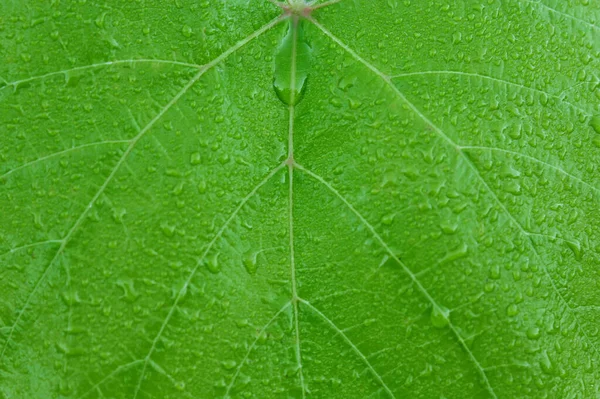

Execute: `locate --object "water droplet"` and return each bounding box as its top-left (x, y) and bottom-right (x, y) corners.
top-left (237, 373), bottom-right (251, 387)
top-left (590, 115), bottom-right (600, 134)
top-left (182, 25), bottom-right (193, 38)
top-left (59, 379), bottom-right (72, 395)
top-left (116, 279), bottom-right (140, 302)
top-left (439, 243), bottom-right (468, 265)
top-left (112, 208), bottom-right (126, 223)
top-left (484, 282), bottom-right (495, 292)
top-left (165, 168), bottom-right (182, 177)
top-left (440, 222), bottom-right (458, 235)
top-left (242, 251), bottom-right (258, 275)
top-left (95, 13), bottom-right (106, 28)
top-left (504, 181), bottom-right (522, 195)
top-left (205, 253), bottom-right (221, 274)
top-left (504, 123), bottom-right (522, 139)
top-left (284, 365), bottom-right (301, 377)
top-left (33, 212), bottom-right (44, 230)
top-left (273, 19), bottom-right (311, 106)
top-left (540, 350), bottom-right (554, 374)
top-left (56, 341), bottom-right (86, 357)
top-left (236, 318), bottom-right (249, 328)
top-left (172, 182), bottom-right (184, 196)
top-left (160, 221), bottom-right (175, 237)
top-left (506, 303), bottom-right (519, 316)
top-left (452, 31), bottom-right (462, 44)
top-left (213, 378), bottom-right (227, 388)
top-left (218, 153), bottom-right (230, 165)
top-left (430, 305), bottom-right (450, 328)
top-left (222, 360), bottom-right (237, 370)
top-left (566, 240), bottom-right (583, 261)
top-left (61, 290), bottom-right (81, 306)
top-left (197, 180), bottom-right (207, 194)
top-left (500, 164), bottom-right (521, 179)
top-left (190, 152), bottom-right (202, 165)
top-left (381, 213), bottom-right (395, 225)
top-left (527, 326), bottom-right (541, 340)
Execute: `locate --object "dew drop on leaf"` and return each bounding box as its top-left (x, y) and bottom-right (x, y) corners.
top-left (540, 350), bottom-right (554, 374)
top-left (566, 240), bottom-right (583, 261)
top-left (273, 19), bottom-right (311, 106)
top-left (190, 152), bottom-right (202, 165)
top-left (506, 304), bottom-right (519, 317)
top-left (174, 381), bottom-right (185, 391)
top-left (527, 327), bottom-right (541, 340)
top-left (440, 222), bottom-right (458, 235)
top-left (205, 252), bottom-right (221, 274)
top-left (242, 250), bottom-right (258, 275)
top-left (430, 305), bottom-right (450, 328)
top-left (439, 243), bottom-right (468, 265)
top-left (160, 221), bottom-right (176, 237)
top-left (590, 115), bottom-right (600, 134)
top-left (222, 359), bottom-right (237, 370)
top-left (182, 25), bottom-right (193, 38)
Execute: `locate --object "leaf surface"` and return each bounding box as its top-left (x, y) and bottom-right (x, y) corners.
top-left (1, 1), bottom-right (600, 398)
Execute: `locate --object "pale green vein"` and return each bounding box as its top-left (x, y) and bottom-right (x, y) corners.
top-left (528, 233), bottom-right (599, 265)
top-left (298, 297), bottom-right (396, 399)
top-left (77, 360), bottom-right (144, 399)
top-left (224, 301), bottom-right (292, 397)
top-left (525, 0), bottom-right (600, 31)
top-left (296, 163), bottom-right (495, 399)
top-left (306, 19), bottom-right (499, 396)
top-left (0, 59), bottom-right (202, 93)
top-left (0, 140), bottom-right (130, 180)
top-left (1, 65), bottom-right (201, 362)
top-left (460, 145), bottom-right (600, 195)
top-left (306, 18), bottom-right (458, 150)
top-left (132, 162), bottom-right (285, 399)
top-left (0, 239), bottom-right (63, 259)
top-left (285, 16), bottom-right (307, 398)
top-left (390, 70), bottom-right (588, 115)
top-left (0, 14), bottom-right (285, 366)
top-left (572, 305), bottom-right (600, 312)
top-left (309, 16), bottom-right (600, 365)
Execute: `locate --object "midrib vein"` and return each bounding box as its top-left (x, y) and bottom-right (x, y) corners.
top-left (287, 17), bottom-right (307, 399)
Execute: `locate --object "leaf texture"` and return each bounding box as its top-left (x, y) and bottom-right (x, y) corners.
top-left (1, 1), bottom-right (600, 398)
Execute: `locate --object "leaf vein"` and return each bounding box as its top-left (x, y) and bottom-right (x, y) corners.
top-left (0, 140), bottom-right (129, 180)
top-left (460, 145), bottom-right (600, 196)
top-left (525, 0), bottom-right (600, 31)
top-left (0, 14), bottom-right (284, 367)
top-left (390, 70), bottom-right (588, 115)
top-left (298, 297), bottom-right (396, 399)
top-left (309, 16), bottom-right (600, 375)
top-left (132, 162), bottom-right (285, 399)
top-left (224, 301), bottom-right (292, 397)
top-left (296, 162), bottom-right (496, 398)
top-left (0, 59), bottom-right (202, 94)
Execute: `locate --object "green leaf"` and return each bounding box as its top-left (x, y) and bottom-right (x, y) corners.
top-left (1, 0), bottom-right (600, 398)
